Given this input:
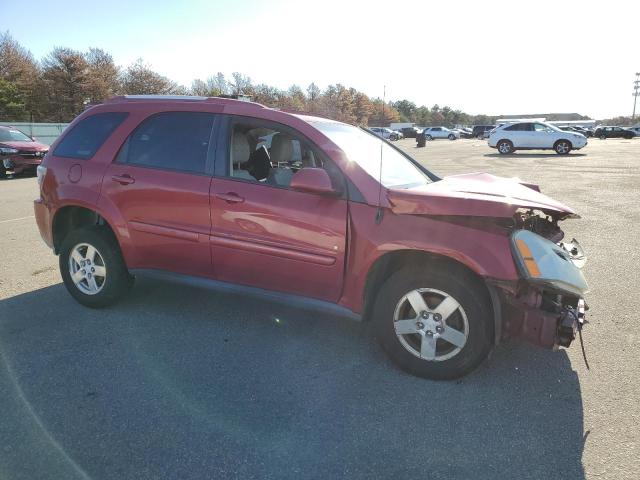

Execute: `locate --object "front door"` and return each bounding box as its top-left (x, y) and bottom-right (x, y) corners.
top-left (209, 117), bottom-right (348, 302)
top-left (101, 111), bottom-right (216, 277)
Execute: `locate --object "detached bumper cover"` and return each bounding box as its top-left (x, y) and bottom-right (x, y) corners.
top-left (494, 230), bottom-right (589, 349)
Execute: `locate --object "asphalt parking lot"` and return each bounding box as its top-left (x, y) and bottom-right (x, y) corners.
top-left (1, 137), bottom-right (639, 479)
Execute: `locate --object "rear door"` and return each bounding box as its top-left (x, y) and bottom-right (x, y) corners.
top-left (101, 111), bottom-right (217, 277)
top-left (209, 116), bottom-right (348, 302)
top-left (503, 123), bottom-right (529, 147)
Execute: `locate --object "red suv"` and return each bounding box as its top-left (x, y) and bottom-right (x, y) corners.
top-left (0, 125), bottom-right (49, 178)
top-left (34, 95), bottom-right (589, 379)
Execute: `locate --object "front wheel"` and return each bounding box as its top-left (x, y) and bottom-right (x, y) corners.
top-left (599, 134), bottom-right (607, 140)
top-left (59, 226), bottom-right (133, 308)
top-left (448, 134), bottom-right (456, 140)
top-left (372, 267), bottom-right (493, 380)
top-left (554, 140), bottom-right (572, 155)
top-left (497, 140), bottom-right (513, 154)
top-left (425, 135), bottom-right (433, 141)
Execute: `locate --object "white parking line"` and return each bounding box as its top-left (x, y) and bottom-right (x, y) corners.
top-left (0, 215), bottom-right (35, 224)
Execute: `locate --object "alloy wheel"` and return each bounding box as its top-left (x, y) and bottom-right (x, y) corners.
top-left (68, 243), bottom-right (107, 295)
top-left (556, 141), bottom-right (570, 154)
top-left (393, 288), bottom-right (469, 362)
top-left (498, 141), bottom-right (512, 154)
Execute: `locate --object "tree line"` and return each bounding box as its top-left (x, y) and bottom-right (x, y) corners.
top-left (2, 32), bottom-right (612, 128)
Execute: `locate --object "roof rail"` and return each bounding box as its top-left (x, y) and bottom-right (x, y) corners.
top-left (105, 95), bottom-right (266, 109)
top-left (123, 95), bottom-right (208, 101)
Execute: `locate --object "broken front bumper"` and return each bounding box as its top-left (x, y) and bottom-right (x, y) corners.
top-left (494, 230), bottom-right (589, 349)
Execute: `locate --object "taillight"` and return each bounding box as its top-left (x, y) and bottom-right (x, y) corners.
top-left (37, 165), bottom-right (47, 186)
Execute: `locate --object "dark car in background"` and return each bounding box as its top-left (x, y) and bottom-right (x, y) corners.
top-left (594, 126), bottom-right (635, 139)
top-left (472, 125), bottom-right (495, 140)
top-left (558, 126), bottom-right (593, 138)
top-left (401, 126), bottom-right (421, 138)
top-left (0, 126), bottom-right (50, 178)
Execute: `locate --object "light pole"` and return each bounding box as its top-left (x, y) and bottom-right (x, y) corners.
top-left (633, 72), bottom-right (640, 122)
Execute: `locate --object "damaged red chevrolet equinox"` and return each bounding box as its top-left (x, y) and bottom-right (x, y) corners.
top-left (34, 96), bottom-right (589, 379)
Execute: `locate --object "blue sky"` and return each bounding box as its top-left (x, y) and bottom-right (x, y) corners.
top-left (2, 0), bottom-right (639, 118)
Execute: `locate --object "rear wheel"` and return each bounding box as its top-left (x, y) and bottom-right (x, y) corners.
top-left (372, 267), bottom-right (493, 380)
top-left (476, 134), bottom-right (484, 140)
top-left (59, 226), bottom-right (133, 308)
top-left (497, 140), bottom-right (513, 154)
top-left (554, 140), bottom-right (572, 155)
top-left (425, 134), bottom-right (433, 141)
top-left (448, 134), bottom-right (456, 140)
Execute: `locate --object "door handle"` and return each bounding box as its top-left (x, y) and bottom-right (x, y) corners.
top-left (215, 192), bottom-right (245, 204)
top-left (111, 174), bottom-right (135, 185)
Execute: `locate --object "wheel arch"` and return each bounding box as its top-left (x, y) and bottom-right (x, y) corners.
top-left (554, 138), bottom-right (573, 149)
top-left (52, 205), bottom-right (118, 255)
top-left (362, 249), bottom-right (499, 343)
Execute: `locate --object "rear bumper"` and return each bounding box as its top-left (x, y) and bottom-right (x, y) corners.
top-left (34, 199), bottom-right (54, 249)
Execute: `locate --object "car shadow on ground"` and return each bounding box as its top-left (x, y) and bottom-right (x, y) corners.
top-left (0, 280), bottom-right (586, 480)
top-left (484, 153), bottom-right (587, 159)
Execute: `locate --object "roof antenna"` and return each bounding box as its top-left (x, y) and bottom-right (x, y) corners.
top-left (375, 85), bottom-right (386, 225)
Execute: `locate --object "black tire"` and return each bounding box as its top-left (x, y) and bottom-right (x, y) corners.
top-left (554, 140), bottom-right (572, 155)
top-left (371, 266), bottom-right (493, 380)
top-left (496, 139), bottom-right (513, 154)
top-left (476, 134), bottom-right (484, 140)
top-left (0, 165), bottom-right (6, 179)
top-left (599, 134), bottom-right (607, 140)
top-left (425, 135), bottom-right (433, 141)
top-left (59, 226), bottom-right (133, 308)
top-left (448, 134), bottom-right (456, 140)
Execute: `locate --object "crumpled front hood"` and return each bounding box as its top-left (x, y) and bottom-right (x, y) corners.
top-left (0, 140), bottom-right (49, 151)
top-left (387, 172), bottom-right (577, 219)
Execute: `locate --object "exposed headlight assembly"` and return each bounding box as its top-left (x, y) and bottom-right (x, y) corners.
top-left (512, 229), bottom-right (589, 296)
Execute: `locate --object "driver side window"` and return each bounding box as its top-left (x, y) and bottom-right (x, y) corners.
top-left (228, 120), bottom-right (325, 189)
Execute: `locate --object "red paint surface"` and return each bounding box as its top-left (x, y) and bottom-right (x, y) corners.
top-left (35, 97), bottom-right (578, 318)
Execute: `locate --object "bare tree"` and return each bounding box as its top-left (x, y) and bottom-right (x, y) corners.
top-left (41, 47), bottom-right (90, 121)
top-left (120, 59), bottom-right (176, 95)
top-left (85, 48), bottom-right (120, 103)
top-left (229, 72), bottom-right (252, 95)
top-left (0, 32), bottom-right (40, 119)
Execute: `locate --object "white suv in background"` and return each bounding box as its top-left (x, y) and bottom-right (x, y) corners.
top-left (369, 127), bottom-right (401, 141)
top-left (422, 127), bottom-right (460, 140)
top-left (488, 121), bottom-right (587, 155)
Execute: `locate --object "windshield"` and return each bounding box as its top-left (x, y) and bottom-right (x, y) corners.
top-left (0, 128), bottom-right (32, 142)
top-left (313, 122), bottom-right (431, 189)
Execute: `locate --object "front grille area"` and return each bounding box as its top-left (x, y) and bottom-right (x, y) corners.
top-left (18, 150), bottom-right (47, 159)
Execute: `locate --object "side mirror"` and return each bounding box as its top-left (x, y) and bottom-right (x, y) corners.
top-left (290, 168), bottom-right (337, 196)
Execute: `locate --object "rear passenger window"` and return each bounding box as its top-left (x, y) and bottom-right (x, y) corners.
top-left (54, 112), bottom-right (128, 159)
top-left (122, 112), bottom-right (214, 174)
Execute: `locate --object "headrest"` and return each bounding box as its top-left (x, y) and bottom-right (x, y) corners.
top-left (270, 133), bottom-right (293, 164)
top-left (232, 131), bottom-right (251, 164)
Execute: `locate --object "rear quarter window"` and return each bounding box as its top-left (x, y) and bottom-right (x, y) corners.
top-left (53, 112), bottom-right (128, 159)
